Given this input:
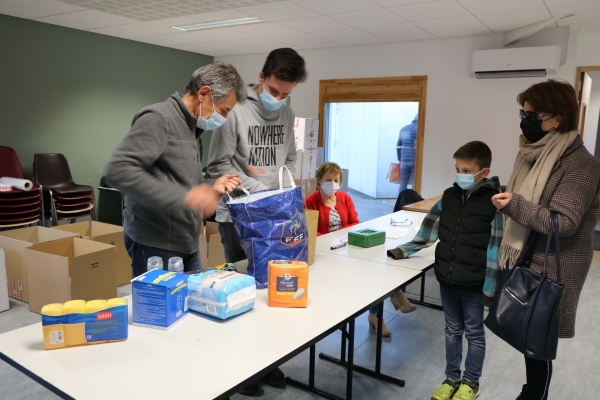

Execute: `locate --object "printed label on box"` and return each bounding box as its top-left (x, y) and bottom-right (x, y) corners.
top-left (277, 274), bottom-right (298, 292)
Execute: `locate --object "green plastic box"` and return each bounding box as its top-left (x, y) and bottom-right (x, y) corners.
top-left (347, 229), bottom-right (386, 248)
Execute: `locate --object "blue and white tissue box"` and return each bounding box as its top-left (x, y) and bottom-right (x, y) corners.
top-left (187, 271), bottom-right (256, 320)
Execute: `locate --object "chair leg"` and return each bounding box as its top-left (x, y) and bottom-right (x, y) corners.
top-left (49, 191), bottom-right (58, 226)
top-left (91, 191), bottom-right (97, 221)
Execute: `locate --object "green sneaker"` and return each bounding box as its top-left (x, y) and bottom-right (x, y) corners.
top-left (453, 378), bottom-right (480, 400)
top-left (431, 378), bottom-right (459, 400)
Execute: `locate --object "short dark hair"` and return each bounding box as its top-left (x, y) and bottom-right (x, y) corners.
top-left (262, 48), bottom-right (307, 83)
top-left (517, 79), bottom-right (579, 133)
top-left (453, 141), bottom-right (492, 169)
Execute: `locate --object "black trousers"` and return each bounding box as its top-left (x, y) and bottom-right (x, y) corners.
top-left (523, 356), bottom-right (553, 400)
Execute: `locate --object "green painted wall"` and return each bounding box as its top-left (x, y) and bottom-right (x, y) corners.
top-left (0, 14), bottom-right (213, 193)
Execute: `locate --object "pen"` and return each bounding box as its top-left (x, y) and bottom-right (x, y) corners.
top-left (331, 242), bottom-right (347, 250)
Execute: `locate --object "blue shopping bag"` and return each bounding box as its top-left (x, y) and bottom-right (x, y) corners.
top-left (226, 166), bottom-right (308, 289)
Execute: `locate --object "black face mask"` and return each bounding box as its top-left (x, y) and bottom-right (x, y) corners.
top-left (520, 118), bottom-right (551, 143)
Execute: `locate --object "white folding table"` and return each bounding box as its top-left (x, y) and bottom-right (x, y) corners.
top-left (0, 252), bottom-right (421, 400)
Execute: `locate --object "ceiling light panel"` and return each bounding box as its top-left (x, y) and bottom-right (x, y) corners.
top-left (55, 0), bottom-right (284, 22)
top-left (172, 17), bottom-right (265, 31)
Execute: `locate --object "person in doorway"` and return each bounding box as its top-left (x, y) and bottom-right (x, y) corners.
top-left (207, 48), bottom-right (307, 396)
top-left (388, 141), bottom-right (503, 400)
top-left (492, 80), bottom-right (600, 400)
top-left (104, 62), bottom-right (245, 277)
top-left (397, 114), bottom-right (418, 193)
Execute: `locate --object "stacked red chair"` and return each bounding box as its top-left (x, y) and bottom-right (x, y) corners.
top-left (0, 146), bottom-right (43, 229)
top-left (33, 153), bottom-right (95, 226)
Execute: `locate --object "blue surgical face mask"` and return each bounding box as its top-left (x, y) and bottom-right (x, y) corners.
top-left (455, 170), bottom-right (484, 190)
top-left (259, 85), bottom-right (287, 111)
top-left (197, 91), bottom-right (227, 131)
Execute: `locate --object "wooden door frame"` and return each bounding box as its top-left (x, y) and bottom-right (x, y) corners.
top-left (318, 76), bottom-right (428, 194)
top-left (575, 66), bottom-right (600, 106)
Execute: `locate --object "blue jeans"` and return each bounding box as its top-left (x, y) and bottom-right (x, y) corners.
top-left (219, 222), bottom-right (247, 263)
top-left (439, 285), bottom-right (485, 384)
top-left (399, 161), bottom-right (415, 193)
top-left (124, 234), bottom-right (201, 278)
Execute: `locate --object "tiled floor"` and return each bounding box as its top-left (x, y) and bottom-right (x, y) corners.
top-left (2, 265), bottom-right (600, 399)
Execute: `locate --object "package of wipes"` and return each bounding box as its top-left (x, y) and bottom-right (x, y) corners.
top-left (188, 271), bottom-right (256, 320)
top-left (41, 298), bottom-right (128, 350)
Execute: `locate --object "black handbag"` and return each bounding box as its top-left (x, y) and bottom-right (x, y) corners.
top-left (484, 213), bottom-right (564, 360)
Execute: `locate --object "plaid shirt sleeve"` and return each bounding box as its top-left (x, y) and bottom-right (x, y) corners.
top-left (395, 199), bottom-right (442, 257)
top-left (483, 210), bottom-right (504, 298)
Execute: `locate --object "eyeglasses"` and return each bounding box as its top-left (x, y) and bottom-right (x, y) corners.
top-left (390, 218), bottom-right (412, 226)
top-left (518, 109), bottom-right (553, 121)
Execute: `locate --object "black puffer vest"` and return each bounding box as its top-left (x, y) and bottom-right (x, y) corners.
top-left (434, 183), bottom-right (498, 291)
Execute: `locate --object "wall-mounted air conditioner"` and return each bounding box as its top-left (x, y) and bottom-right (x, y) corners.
top-left (470, 46), bottom-right (560, 79)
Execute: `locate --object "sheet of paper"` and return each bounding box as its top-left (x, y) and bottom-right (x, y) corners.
top-left (377, 226), bottom-right (413, 239)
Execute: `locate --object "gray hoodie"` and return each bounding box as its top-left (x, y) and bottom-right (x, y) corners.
top-left (208, 85), bottom-right (296, 223)
top-left (104, 93), bottom-right (203, 254)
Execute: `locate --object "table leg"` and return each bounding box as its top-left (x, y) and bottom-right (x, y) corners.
top-left (319, 301), bottom-right (405, 387)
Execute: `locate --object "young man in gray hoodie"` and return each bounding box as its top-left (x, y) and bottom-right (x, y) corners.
top-left (105, 62), bottom-right (245, 278)
top-left (207, 48), bottom-right (307, 395)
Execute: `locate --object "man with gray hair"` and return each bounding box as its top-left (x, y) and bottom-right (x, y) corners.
top-left (105, 62), bottom-right (245, 278)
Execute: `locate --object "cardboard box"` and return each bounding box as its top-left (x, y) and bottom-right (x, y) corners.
top-left (301, 148), bottom-right (318, 180)
top-left (294, 178), bottom-right (318, 200)
top-left (131, 270), bottom-right (188, 330)
top-left (0, 227), bottom-right (80, 303)
top-left (294, 118), bottom-right (319, 150)
top-left (199, 221), bottom-right (227, 270)
top-left (293, 149), bottom-right (303, 180)
top-left (52, 221), bottom-right (132, 287)
top-left (25, 237), bottom-right (117, 313)
top-left (0, 249), bottom-right (8, 312)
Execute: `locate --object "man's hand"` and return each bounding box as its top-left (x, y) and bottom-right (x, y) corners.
top-left (183, 183), bottom-right (221, 218)
top-left (212, 174), bottom-right (242, 195)
top-left (492, 192), bottom-right (513, 210)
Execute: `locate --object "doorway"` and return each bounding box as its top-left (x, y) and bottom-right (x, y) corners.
top-left (318, 76), bottom-right (427, 198)
top-left (575, 67), bottom-right (600, 157)
top-left (325, 101), bottom-right (420, 199)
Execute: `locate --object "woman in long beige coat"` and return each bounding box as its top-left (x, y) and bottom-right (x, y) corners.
top-left (492, 80), bottom-right (600, 400)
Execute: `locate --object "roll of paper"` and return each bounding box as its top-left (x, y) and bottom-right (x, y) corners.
top-left (0, 177), bottom-right (33, 191)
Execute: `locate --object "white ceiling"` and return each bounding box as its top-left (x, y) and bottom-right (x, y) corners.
top-left (1, 0), bottom-right (599, 56)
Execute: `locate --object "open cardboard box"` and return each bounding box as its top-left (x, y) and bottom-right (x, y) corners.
top-left (0, 249), bottom-right (8, 312)
top-left (25, 237), bottom-right (117, 314)
top-left (199, 221), bottom-right (226, 269)
top-left (52, 221), bottom-right (132, 287)
top-left (0, 227), bottom-right (80, 303)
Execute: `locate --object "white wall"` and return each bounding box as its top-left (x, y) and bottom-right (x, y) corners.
top-left (581, 72), bottom-right (593, 153)
top-left (218, 27), bottom-right (600, 198)
top-left (584, 72), bottom-right (600, 156)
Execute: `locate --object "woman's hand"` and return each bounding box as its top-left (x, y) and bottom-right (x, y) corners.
top-left (492, 192), bottom-right (513, 210)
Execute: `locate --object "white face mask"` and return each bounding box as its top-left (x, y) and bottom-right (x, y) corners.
top-left (321, 182), bottom-right (340, 196)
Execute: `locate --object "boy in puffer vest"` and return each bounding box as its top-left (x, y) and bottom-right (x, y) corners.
top-left (387, 141), bottom-right (503, 400)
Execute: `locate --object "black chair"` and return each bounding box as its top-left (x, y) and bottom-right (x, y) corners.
top-left (33, 153), bottom-right (95, 226)
top-left (393, 189), bottom-right (423, 213)
top-left (97, 177), bottom-right (123, 226)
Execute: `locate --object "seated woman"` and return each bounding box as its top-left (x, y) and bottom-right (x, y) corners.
top-left (304, 162), bottom-right (415, 338)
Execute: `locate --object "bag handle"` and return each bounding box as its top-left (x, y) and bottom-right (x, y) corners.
top-left (226, 186), bottom-right (250, 202)
top-left (544, 212), bottom-right (562, 283)
top-left (513, 230), bottom-right (540, 267)
top-left (278, 166), bottom-right (296, 190)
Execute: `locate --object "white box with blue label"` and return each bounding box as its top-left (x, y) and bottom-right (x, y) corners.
top-left (132, 270), bottom-right (188, 330)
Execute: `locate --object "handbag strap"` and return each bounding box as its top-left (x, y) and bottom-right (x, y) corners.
top-left (513, 229), bottom-right (540, 267)
top-left (544, 212), bottom-right (562, 283)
